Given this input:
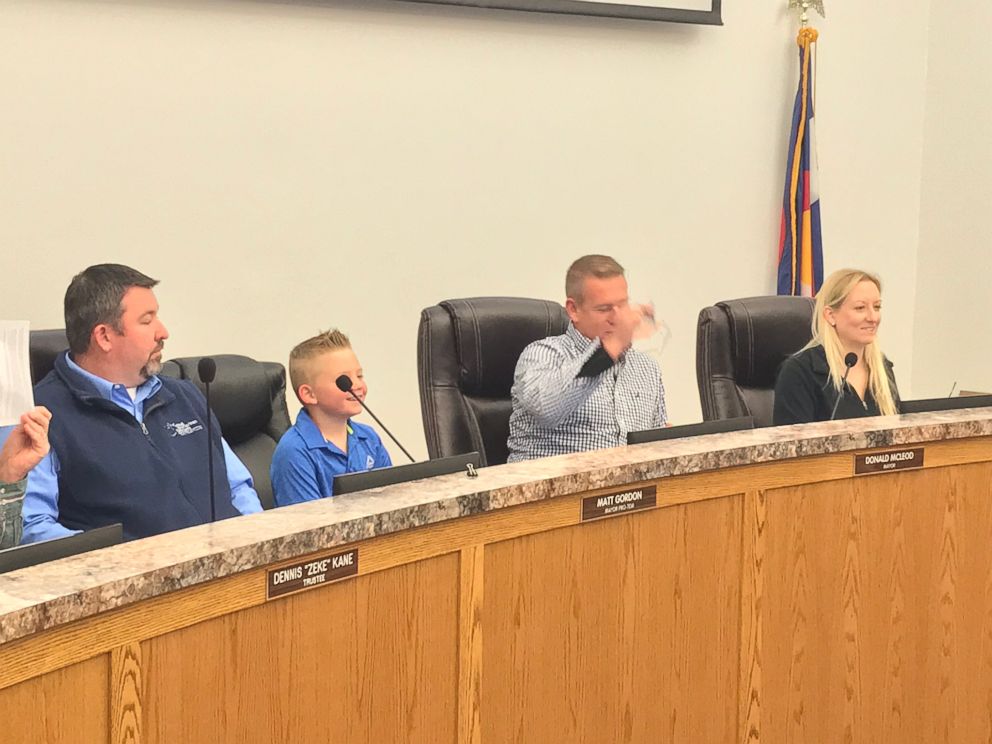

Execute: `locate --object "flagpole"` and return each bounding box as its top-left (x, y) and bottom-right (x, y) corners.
top-left (778, 0), bottom-right (826, 297)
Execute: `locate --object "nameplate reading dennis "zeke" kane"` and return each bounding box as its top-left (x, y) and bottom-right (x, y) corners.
top-left (582, 485), bottom-right (657, 522)
top-left (267, 548), bottom-right (359, 600)
top-left (854, 447), bottom-right (925, 475)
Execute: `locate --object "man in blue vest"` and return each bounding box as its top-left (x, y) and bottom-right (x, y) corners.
top-left (21, 264), bottom-right (262, 543)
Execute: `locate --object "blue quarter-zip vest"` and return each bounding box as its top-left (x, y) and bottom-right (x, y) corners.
top-left (34, 354), bottom-right (238, 541)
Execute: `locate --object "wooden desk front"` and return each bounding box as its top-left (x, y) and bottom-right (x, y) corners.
top-left (2, 434), bottom-right (991, 743)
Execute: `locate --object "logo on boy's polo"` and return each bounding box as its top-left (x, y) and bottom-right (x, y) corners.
top-left (166, 420), bottom-right (204, 437)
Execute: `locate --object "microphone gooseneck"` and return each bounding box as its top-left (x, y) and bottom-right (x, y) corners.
top-left (335, 375), bottom-right (416, 463)
top-left (829, 353), bottom-right (860, 421)
top-left (199, 357), bottom-right (218, 522)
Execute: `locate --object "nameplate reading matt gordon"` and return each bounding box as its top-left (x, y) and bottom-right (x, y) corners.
top-left (267, 548), bottom-right (359, 600)
top-left (581, 485), bottom-right (657, 522)
top-left (854, 447), bottom-right (925, 475)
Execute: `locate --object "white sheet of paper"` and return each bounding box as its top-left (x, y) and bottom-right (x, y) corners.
top-left (0, 321), bottom-right (33, 427)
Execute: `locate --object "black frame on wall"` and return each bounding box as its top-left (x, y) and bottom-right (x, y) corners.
top-left (401, 0), bottom-right (721, 24)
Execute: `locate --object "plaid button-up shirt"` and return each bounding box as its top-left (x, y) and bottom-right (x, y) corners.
top-left (507, 323), bottom-right (667, 462)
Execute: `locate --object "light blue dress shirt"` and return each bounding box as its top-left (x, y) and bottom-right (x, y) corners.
top-left (21, 356), bottom-right (261, 544)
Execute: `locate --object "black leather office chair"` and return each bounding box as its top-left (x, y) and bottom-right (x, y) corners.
top-left (696, 296), bottom-right (815, 427)
top-left (29, 329), bottom-right (71, 384)
top-left (418, 297), bottom-right (569, 466)
top-left (168, 355), bottom-right (291, 510)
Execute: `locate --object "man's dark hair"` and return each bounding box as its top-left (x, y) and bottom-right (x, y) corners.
top-left (64, 264), bottom-right (159, 354)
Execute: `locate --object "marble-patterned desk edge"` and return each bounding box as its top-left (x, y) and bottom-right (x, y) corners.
top-left (1, 408), bottom-right (990, 646)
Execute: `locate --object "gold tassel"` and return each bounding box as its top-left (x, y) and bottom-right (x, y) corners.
top-left (797, 27), bottom-right (819, 47)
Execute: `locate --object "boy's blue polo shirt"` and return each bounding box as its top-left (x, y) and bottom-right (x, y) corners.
top-left (271, 409), bottom-right (392, 506)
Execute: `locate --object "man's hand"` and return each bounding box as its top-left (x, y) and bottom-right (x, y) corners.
top-left (601, 304), bottom-right (649, 361)
top-left (0, 407), bottom-right (52, 483)
top-left (631, 302), bottom-right (657, 340)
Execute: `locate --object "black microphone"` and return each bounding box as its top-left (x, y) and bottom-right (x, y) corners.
top-left (335, 374), bottom-right (416, 463)
top-left (829, 352), bottom-right (859, 421)
top-left (198, 357), bottom-right (218, 522)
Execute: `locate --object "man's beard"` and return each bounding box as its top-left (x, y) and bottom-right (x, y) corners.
top-left (140, 349), bottom-right (164, 380)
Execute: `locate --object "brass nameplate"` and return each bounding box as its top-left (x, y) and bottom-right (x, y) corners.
top-left (267, 548), bottom-right (358, 600)
top-left (581, 485), bottom-right (657, 522)
top-left (854, 448), bottom-right (924, 475)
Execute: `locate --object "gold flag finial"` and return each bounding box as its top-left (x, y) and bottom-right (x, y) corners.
top-left (789, 0), bottom-right (825, 26)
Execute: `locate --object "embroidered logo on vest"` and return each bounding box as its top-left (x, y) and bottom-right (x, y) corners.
top-left (166, 420), bottom-right (204, 437)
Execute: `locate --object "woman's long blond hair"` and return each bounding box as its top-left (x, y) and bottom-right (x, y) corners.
top-left (805, 268), bottom-right (899, 416)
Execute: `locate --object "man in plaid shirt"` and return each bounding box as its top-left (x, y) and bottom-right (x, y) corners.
top-left (507, 255), bottom-right (667, 462)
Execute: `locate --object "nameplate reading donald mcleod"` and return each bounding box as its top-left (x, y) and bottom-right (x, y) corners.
top-left (267, 548), bottom-right (359, 600)
top-left (854, 447), bottom-right (925, 475)
top-left (581, 485), bottom-right (657, 522)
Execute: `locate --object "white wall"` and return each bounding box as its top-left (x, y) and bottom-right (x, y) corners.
top-left (914, 0), bottom-right (992, 398)
top-left (1, 0), bottom-right (932, 457)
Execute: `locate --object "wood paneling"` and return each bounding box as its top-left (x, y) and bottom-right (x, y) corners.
top-left (111, 643), bottom-right (143, 744)
top-left (0, 564), bottom-right (267, 692)
top-left (458, 545), bottom-right (484, 744)
top-left (481, 495), bottom-right (743, 744)
top-left (5, 437), bottom-right (992, 744)
top-left (5, 436), bottom-right (990, 695)
top-left (0, 654), bottom-right (109, 743)
top-left (753, 462), bottom-right (992, 743)
top-left (141, 553), bottom-right (459, 744)
top-left (739, 489), bottom-right (766, 744)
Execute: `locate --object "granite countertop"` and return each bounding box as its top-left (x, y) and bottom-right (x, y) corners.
top-left (1, 408), bottom-right (991, 646)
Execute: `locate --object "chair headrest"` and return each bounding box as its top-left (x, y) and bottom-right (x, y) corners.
top-left (439, 297), bottom-right (569, 397)
top-left (29, 329), bottom-right (70, 385)
top-left (171, 354), bottom-right (272, 444)
top-left (717, 296), bottom-right (815, 386)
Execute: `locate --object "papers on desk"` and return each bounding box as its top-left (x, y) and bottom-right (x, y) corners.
top-left (0, 321), bottom-right (32, 427)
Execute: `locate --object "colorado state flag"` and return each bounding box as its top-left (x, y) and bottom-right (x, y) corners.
top-left (777, 28), bottom-right (823, 297)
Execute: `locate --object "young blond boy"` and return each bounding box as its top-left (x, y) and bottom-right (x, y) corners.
top-left (271, 330), bottom-right (391, 506)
